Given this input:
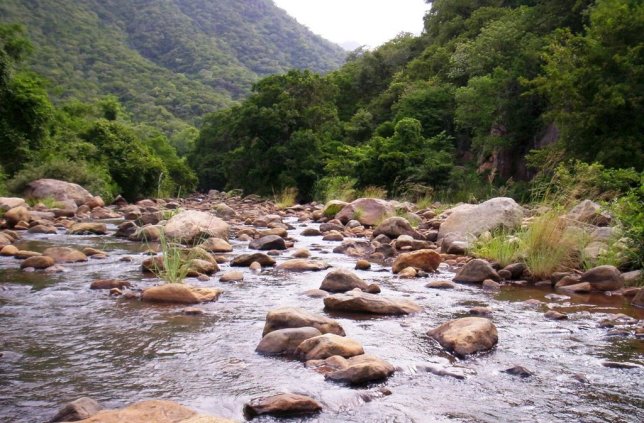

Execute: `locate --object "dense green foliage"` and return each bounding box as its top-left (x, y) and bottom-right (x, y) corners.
top-left (193, 0), bottom-right (641, 203)
top-left (0, 0), bottom-right (346, 138)
top-left (0, 25), bottom-right (196, 200)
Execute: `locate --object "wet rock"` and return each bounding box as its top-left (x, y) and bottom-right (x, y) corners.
top-left (182, 307), bottom-right (204, 316)
top-left (67, 222), bottom-right (107, 235)
top-left (336, 198), bottom-right (395, 226)
top-left (186, 259), bottom-right (219, 276)
top-left (567, 200), bottom-right (611, 225)
top-left (141, 284), bottom-right (222, 304)
top-left (0, 245), bottom-right (19, 256)
top-left (28, 224), bottom-right (57, 234)
top-left (83, 248), bottom-right (106, 257)
top-left (416, 363), bottom-right (470, 380)
top-left (503, 366), bottom-right (534, 378)
top-left (24, 179), bottom-right (93, 206)
top-left (394, 236), bottom-right (433, 251)
top-left (43, 247), bottom-right (88, 263)
top-left (438, 198), bottom-right (524, 248)
top-left (502, 262), bottom-right (526, 279)
top-left (545, 293), bottom-right (570, 301)
top-left (324, 354), bottom-right (395, 384)
top-left (482, 279), bottom-right (501, 291)
top-left (333, 239), bottom-right (374, 257)
top-left (373, 217), bottom-right (421, 239)
top-left (579, 265), bottom-right (624, 291)
top-left (355, 259), bottom-right (371, 270)
top-left (302, 228), bottom-right (322, 236)
top-left (276, 259), bottom-right (330, 272)
top-left (164, 210), bottom-right (229, 244)
top-left (20, 255), bottom-right (55, 270)
top-left (49, 397), bottom-right (104, 422)
top-left (249, 261), bottom-right (262, 272)
top-left (301, 289), bottom-right (329, 298)
top-left (129, 225), bottom-right (162, 242)
top-left (5, 206), bottom-right (30, 227)
top-left (324, 289), bottom-right (421, 315)
top-left (115, 221), bottom-right (138, 238)
top-left (256, 327), bottom-right (322, 355)
top-left (366, 283), bottom-right (381, 294)
top-left (258, 227), bottom-right (288, 238)
top-left (296, 333), bottom-right (364, 360)
top-left (453, 259), bottom-right (500, 283)
top-left (320, 269), bottom-right (368, 292)
top-left (90, 208), bottom-right (121, 220)
top-left (243, 393), bottom-right (322, 419)
top-left (469, 306), bottom-right (493, 317)
top-left (292, 248), bottom-right (310, 258)
top-left (262, 307), bottom-right (345, 336)
top-left (497, 269), bottom-right (512, 280)
top-left (212, 203), bottom-right (236, 219)
top-left (602, 361), bottom-right (641, 369)
top-left (15, 250), bottom-right (41, 259)
top-left (426, 280), bottom-right (456, 289)
top-left (320, 222), bottom-right (344, 232)
top-left (90, 279), bottom-right (131, 290)
top-left (398, 266), bottom-right (417, 279)
top-left (545, 310), bottom-right (568, 320)
top-left (427, 317), bottom-right (498, 357)
top-left (322, 231), bottom-right (344, 241)
top-left (392, 249), bottom-right (441, 273)
top-left (219, 271), bottom-right (243, 282)
top-left (249, 235), bottom-right (286, 251)
top-left (231, 253), bottom-right (276, 267)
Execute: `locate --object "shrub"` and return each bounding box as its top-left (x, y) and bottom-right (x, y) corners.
top-left (315, 176), bottom-right (357, 203)
top-left (274, 187), bottom-right (298, 209)
top-left (359, 185), bottom-right (388, 199)
top-left (471, 230), bottom-right (521, 267)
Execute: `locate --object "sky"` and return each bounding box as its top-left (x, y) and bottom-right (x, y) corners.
top-left (273, 0), bottom-right (431, 50)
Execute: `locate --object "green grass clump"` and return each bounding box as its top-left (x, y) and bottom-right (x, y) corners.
top-left (315, 176), bottom-right (357, 203)
top-left (471, 230), bottom-right (521, 267)
top-left (27, 197), bottom-right (64, 209)
top-left (323, 202), bottom-right (345, 218)
top-left (358, 185), bottom-right (387, 199)
top-left (274, 187), bottom-right (298, 209)
top-left (153, 231), bottom-right (190, 284)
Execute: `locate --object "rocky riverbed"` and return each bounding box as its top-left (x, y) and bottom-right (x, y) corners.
top-left (0, 180), bottom-right (642, 422)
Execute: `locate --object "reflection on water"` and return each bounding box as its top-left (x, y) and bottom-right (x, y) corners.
top-left (0, 221), bottom-right (642, 422)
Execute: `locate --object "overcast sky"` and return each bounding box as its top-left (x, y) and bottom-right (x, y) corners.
top-left (273, 0), bottom-right (430, 50)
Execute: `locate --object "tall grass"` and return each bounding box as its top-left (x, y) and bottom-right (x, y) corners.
top-left (26, 197), bottom-right (64, 208)
top-left (315, 176), bottom-right (357, 203)
top-left (274, 187), bottom-right (298, 209)
top-left (153, 230), bottom-right (191, 284)
top-left (471, 230), bottom-right (521, 267)
top-left (359, 185), bottom-right (387, 199)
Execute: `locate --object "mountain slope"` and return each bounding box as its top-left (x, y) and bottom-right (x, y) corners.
top-left (0, 0), bottom-right (346, 132)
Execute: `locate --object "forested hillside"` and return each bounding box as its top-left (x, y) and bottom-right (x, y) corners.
top-left (0, 0), bottom-right (346, 134)
top-left (191, 0), bottom-right (642, 202)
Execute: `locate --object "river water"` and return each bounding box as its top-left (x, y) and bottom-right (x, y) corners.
top-left (1, 220), bottom-right (642, 422)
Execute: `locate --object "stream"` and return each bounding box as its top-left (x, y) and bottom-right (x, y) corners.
top-left (1, 219), bottom-right (642, 422)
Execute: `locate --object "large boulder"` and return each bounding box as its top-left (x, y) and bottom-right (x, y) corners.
top-left (164, 210), bottom-right (229, 244)
top-left (453, 259), bottom-right (500, 283)
top-left (0, 197), bottom-right (26, 211)
top-left (438, 197), bottom-right (523, 250)
top-left (295, 333), bottom-right (364, 360)
top-left (567, 200), bottom-right (611, 226)
top-left (392, 249), bottom-right (441, 273)
top-left (276, 259), bottom-right (330, 272)
top-left (373, 216), bottom-right (421, 239)
top-left (24, 179), bottom-right (93, 206)
top-left (49, 397), bottom-right (104, 422)
top-left (249, 235), bottom-right (286, 251)
top-left (67, 399), bottom-right (234, 423)
top-left (324, 289), bottom-right (421, 315)
top-left (322, 354), bottom-right (395, 384)
top-left (320, 269), bottom-right (369, 292)
top-left (4, 206), bottom-right (31, 227)
top-left (335, 198), bottom-right (395, 226)
top-left (243, 394), bottom-right (321, 419)
top-left (579, 265), bottom-right (624, 291)
top-left (43, 247), bottom-right (88, 263)
top-left (427, 317), bottom-right (498, 357)
top-left (262, 307), bottom-right (345, 337)
top-left (141, 284), bottom-right (222, 304)
top-left (256, 327), bottom-right (322, 355)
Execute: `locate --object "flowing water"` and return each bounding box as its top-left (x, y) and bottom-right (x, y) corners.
top-left (1, 220), bottom-right (642, 422)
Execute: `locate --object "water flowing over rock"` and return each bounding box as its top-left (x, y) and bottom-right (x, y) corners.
top-left (164, 210), bottom-right (229, 244)
top-left (427, 317), bottom-right (498, 357)
top-left (276, 259), bottom-right (330, 272)
top-left (392, 249), bottom-right (441, 273)
top-left (438, 197), bottom-right (523, 250)
top-left (295, 333), bottom-right (364, 360)
top-left (256, 327), bottom-right (322, 355)
top-left (262, 307), bottom-right (345, 337)
top-left (320, 269), bottom-right (369, 292)
top-left (324, 289), bottom-right (421, 315)
top-left (24, 179), bottom-right (93, 206)
top-left (453, 259), bottom-right (500, 283)
top-left (335, 198), bottom-right (395, 226)
top-left (141, 284), bottom-right (222, 304)
top-left (243, 393), bottom-right (322, 419)
top-left (231, 253), bottom-right (276, 267)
